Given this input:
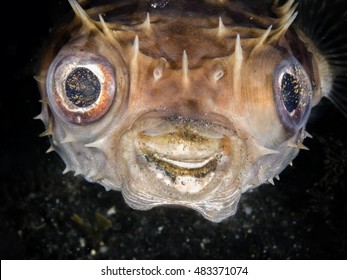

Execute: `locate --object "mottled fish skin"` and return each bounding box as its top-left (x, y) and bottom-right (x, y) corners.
top-left (36, 0), bottom-right (333, 222)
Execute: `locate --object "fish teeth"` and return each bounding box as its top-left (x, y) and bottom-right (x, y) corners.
top-left (154, 155), bottom-right (214, 169)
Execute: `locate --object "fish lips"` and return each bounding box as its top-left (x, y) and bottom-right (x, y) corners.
top-left (118, 112), bottom-right (246, 222)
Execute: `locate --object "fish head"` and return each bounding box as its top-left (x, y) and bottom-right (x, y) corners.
top-left (37, 0), bottom-right (326, 222)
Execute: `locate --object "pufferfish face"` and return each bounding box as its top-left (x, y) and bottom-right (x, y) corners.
top-left (37, 0), bottom-right (325, 222)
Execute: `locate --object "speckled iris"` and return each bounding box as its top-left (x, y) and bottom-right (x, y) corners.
top-left (65, 67), bottom-right (101, 108)
top-left (281, 72), bottom-right (302, 113)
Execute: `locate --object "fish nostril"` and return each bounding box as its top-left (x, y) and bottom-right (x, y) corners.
top-left (185, 99), bottom-right (199, 111)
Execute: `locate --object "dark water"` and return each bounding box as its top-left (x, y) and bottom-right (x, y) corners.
top-left (1, 0), bottom-right (347, 259)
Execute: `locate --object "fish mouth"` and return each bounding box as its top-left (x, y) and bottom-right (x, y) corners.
top-left (119, 114), bottom-right (245, 220)
top-left (143, 153), bottom-right (218, 179)
top-left (137, 126), bottom-right (227, 193)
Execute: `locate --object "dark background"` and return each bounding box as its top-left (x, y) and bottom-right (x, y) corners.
top-left (1, 0), bottom-right (347, 259)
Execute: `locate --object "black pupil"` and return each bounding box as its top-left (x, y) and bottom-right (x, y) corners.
top-left (65, 67), bottom-right (101, 108)
top-left (281, 73), bottom-right (302, 113)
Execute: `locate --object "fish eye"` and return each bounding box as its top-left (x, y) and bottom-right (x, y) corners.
top-left (46, 50), bottom-right (115, 124)
top-left (65, 67), bottom-right (101, 108)
top-left (274, 57), bottom-right (313, 129)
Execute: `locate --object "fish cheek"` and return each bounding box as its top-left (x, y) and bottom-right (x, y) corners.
top-left (237, 50), bottom-right (289, 147)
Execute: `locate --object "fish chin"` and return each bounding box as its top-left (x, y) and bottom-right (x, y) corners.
top-left (119, 114), bottom-right (245, 222)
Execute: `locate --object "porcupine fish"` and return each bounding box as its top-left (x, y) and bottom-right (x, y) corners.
top-left (35, 0), bottom-right (346, 222)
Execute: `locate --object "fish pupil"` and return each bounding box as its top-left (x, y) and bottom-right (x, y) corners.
top-left (147, 0), bottom-right (170, 8)
top-left (281, 72), bottom-right (301, 113)
top-left (65, 67), bottom-right (101, 108)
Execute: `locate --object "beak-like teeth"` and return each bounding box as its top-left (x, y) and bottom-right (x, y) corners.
top-left (154, 155), bottom-right (214, 169)
top-left (143, 150), bottom-right (218, 179)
